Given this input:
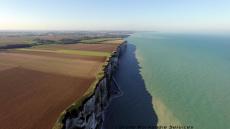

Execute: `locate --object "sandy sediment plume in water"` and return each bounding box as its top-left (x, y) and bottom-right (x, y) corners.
top-left (152, 97), bottom-right (181, 126)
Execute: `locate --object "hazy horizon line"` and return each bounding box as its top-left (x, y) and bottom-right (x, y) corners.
top-left (1, 29), bottom-right (230, 34)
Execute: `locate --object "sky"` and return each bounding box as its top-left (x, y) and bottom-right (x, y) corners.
top-left (0, 0), bottom-right (230, 32)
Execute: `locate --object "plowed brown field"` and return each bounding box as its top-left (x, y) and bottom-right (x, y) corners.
top-left (0, 68), bottom-right (93, 129)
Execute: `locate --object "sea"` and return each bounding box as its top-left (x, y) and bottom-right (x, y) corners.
top-left (103, 32), bottom-right (230, 129)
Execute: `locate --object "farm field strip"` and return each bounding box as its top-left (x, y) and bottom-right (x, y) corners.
top-left (0, 37), bottom-right (34, 46)
top-left (79, 38), bottom-right (122, 43)
top-left (17, 48), bottom-right (111, 57)
top-left (0, 52), bottom-right (103, 78)
top-left (31, 40), bottom-right (124, 52)
top-left (58, 49), bottom-right (110, 57)
top-left (10, 49), bottom-right (107, 62)
top-left (98, 39), bottom-right (125, 44)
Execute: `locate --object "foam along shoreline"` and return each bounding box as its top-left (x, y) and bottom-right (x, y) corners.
top-left (152, 97), bottom-right (181, 126)
top-left (52, 41), bottom-right (127, 129)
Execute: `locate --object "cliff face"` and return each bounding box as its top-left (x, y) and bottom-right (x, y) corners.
top-left (60, 42), bottom-right (127, 129)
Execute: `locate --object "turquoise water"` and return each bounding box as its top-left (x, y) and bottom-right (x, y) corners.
top-left (128, 32), bottom-right (230, 129)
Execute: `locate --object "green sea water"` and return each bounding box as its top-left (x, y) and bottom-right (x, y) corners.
top-left (128, 32), bottom-right (230, 129)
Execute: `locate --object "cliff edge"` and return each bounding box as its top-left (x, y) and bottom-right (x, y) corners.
top-left (53, 41), bottom-right (127, 129)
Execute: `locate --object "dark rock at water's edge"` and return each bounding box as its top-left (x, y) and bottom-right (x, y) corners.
top-left (56, 41), bottom-right (127, 129)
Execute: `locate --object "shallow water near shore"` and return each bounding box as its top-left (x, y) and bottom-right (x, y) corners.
top-left (129, 32), bottom-right (230, 129)
top-left (104, 32), bottom-right (230, 129)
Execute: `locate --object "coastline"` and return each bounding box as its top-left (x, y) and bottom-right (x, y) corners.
top-left (103, 43), bottom-right (158, 129)
top-left (52, 41), bottom-right (127, 129)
